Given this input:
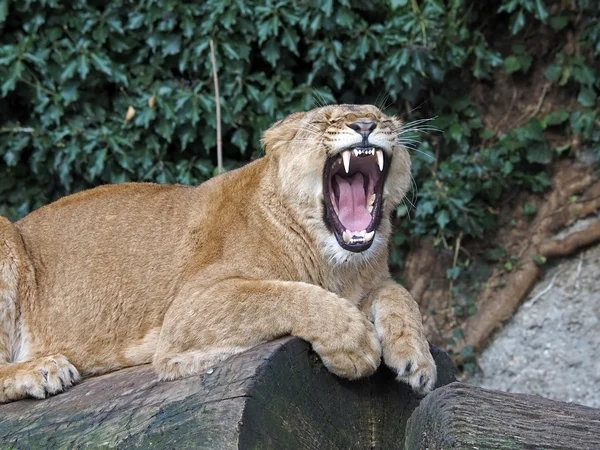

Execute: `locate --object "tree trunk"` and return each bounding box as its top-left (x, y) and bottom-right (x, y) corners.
top-left (0, 337), bottom-right (455, 449)
top-left (405, 382), bottom-right (600, 450)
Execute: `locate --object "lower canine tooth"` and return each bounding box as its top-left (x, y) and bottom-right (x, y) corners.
top-left (364, 231), bottom-right (375, 242)
top-left (342, 230), bottom-right (351, 243)
top-left (367, 205), bottom-right (373, 213)
top-left (368, 194), bottom-right (376, 206)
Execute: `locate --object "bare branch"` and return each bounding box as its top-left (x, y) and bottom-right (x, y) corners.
top-left (210, 39), bottom-right (223, 175)
top-left (0, 127), bottom-right (35, 134)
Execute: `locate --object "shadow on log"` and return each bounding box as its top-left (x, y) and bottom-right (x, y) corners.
top-left (0, 337), bottom-right (455, 449)
top-left (405, 382), bottom-right (600, 450)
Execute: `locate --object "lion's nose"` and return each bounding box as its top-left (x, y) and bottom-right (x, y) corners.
top-left (347, 121), bottom-right (377, 139)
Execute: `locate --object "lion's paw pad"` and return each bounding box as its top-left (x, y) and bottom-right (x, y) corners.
top-left (16, 354), bottom-right (81, 399)
top-left (384, 343), bottom-right (437, 395)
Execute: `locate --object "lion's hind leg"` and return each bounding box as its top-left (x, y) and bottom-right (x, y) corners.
top-left (0, 217), bottom-right (81, 403)
top-left (0, 216), bottom-right (21, 368)
top-left (0, 354), bottom-right (80, 403)
top-left (153, 347), bottom-right (251, 381)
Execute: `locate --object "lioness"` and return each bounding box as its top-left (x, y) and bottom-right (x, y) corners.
top-left (0, 104), bottom-right (436, 403)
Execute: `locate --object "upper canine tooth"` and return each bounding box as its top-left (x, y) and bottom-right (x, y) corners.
top-left (364, 231), bottom-right (375, 242)
top-left (342, 151), bottom-right (351, 173)
top-left (376, 150), bottom-right (384, 171)
top-left (369, 194), bottom-right (376, 206)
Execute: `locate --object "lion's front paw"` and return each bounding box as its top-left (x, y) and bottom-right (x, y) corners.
top-left (383, 335), bottom-right (436, 395)
top-left (311, 308), bottom-right (382, 380)
top-left (6, 354), bottom-right (81, 401)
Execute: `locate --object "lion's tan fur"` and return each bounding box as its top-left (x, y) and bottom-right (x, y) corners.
top-left (0, 104), bottom-right (435, 403)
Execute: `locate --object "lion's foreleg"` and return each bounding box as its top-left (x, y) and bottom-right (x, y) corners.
top-left (153, 278), bottom-right (381, 381)
top-left (363, 279), bottom-right (437, 394)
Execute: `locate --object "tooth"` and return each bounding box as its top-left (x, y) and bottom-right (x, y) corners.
top-left (342, 151), bottom-right (351, 173)
top-left (367, 205), bottom-right (373, 213)
top-left (353, 149), bottom-right (359, 157)
top-left (343, 230), bottom-right (351, 243)
top-left (364, 231), bottom-right (375, 242)
top-left (376, 150), bottom-right (384, 171)
top-left (369, 194), bottom-right (376, 206)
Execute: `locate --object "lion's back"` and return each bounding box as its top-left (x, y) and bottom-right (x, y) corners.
top-left (14, 183), bottom-right (198, 372)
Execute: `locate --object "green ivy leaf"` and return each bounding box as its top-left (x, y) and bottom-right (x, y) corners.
top-left (87, 148), bottom-right (107, 179)
top-left (1, 60), bottom-right (23, 96)
top-left (549, 15), bottom-right (569, 31)
top-left (480, 128), bottom-right (495, 139)
top-left (544, 64), bottom-right (562, 81)
top-left (90, 53), bottom-right (112, 75)
top-left (449, 123), bottom-right (463, 142)
top-left (446, 266), bottom-right (461, 280)
top-left (526, 143), bottom-right (552, 164)
top-left (0, 0), bottom-right (8, 23)
top-left (532, 254), bottom-right (547, 265)
top-left (77, 54), bottom-right (89, 79)
top-left (510, 10), bottom-right (526, 35)
top-left (231, 128), bottom-right (249, 154)
top-left (523, 202), bottom-right (537, 216)
top-left (127, 12), bottom-right (144, 29)
top-left (261, 39), bottom-right (280, 67)
top-left (504, 55), bottom-right (521, 74)
top-left (436, 210), bottom-right (450, 229)
top-left (543, 110), bottom-right (569, 126)
top-left (534, 0), bottom-right (549, 22)
top-left (390, 0), bottom-right (408, 9)
top-left (162, 36), bottom-right (181, 56)
top-left (59, 81), bottom-right (79, 105)
top-left (577, 86), bottom-right (597, 107)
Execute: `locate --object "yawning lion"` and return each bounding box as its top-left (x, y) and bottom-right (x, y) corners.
top-left (0, 104), bottom-right (436, 403)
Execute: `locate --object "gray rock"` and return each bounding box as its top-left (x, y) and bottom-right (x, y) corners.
top-left (471, 243), bottom-right (600, 408)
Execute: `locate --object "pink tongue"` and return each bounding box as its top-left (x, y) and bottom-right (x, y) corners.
top-left (335, 173), bottom-right (371, 232)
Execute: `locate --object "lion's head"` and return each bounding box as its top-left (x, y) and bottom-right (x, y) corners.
top-left (263, 104), bottom-right (411, 262)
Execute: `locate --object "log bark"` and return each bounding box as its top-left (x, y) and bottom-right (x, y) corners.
top-left (405, 382), bottom-right (600, 450)
top-left (0, 337), bottom-right (455, 449)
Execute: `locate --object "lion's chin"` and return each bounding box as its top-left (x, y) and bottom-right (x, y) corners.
top-left (322, 146), bottom-right (390, 253)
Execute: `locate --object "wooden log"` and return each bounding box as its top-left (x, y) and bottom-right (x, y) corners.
top-left (0, 337), bottom-right (455, 449)
top-left (405, 382), bottom-right (600, 450)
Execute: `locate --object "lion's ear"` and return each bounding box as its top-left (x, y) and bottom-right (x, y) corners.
top-left (262, 111), bottom-right (308, 154)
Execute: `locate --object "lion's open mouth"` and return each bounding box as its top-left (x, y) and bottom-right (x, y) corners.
top-left (323, 146), bottom-right (389, 252)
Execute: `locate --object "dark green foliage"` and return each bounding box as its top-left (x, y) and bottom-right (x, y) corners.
top-left (1, 0), bottom-right (599, 270)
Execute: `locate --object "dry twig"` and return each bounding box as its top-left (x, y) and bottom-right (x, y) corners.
top-left (210, 39), bottom-right (223, 174)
